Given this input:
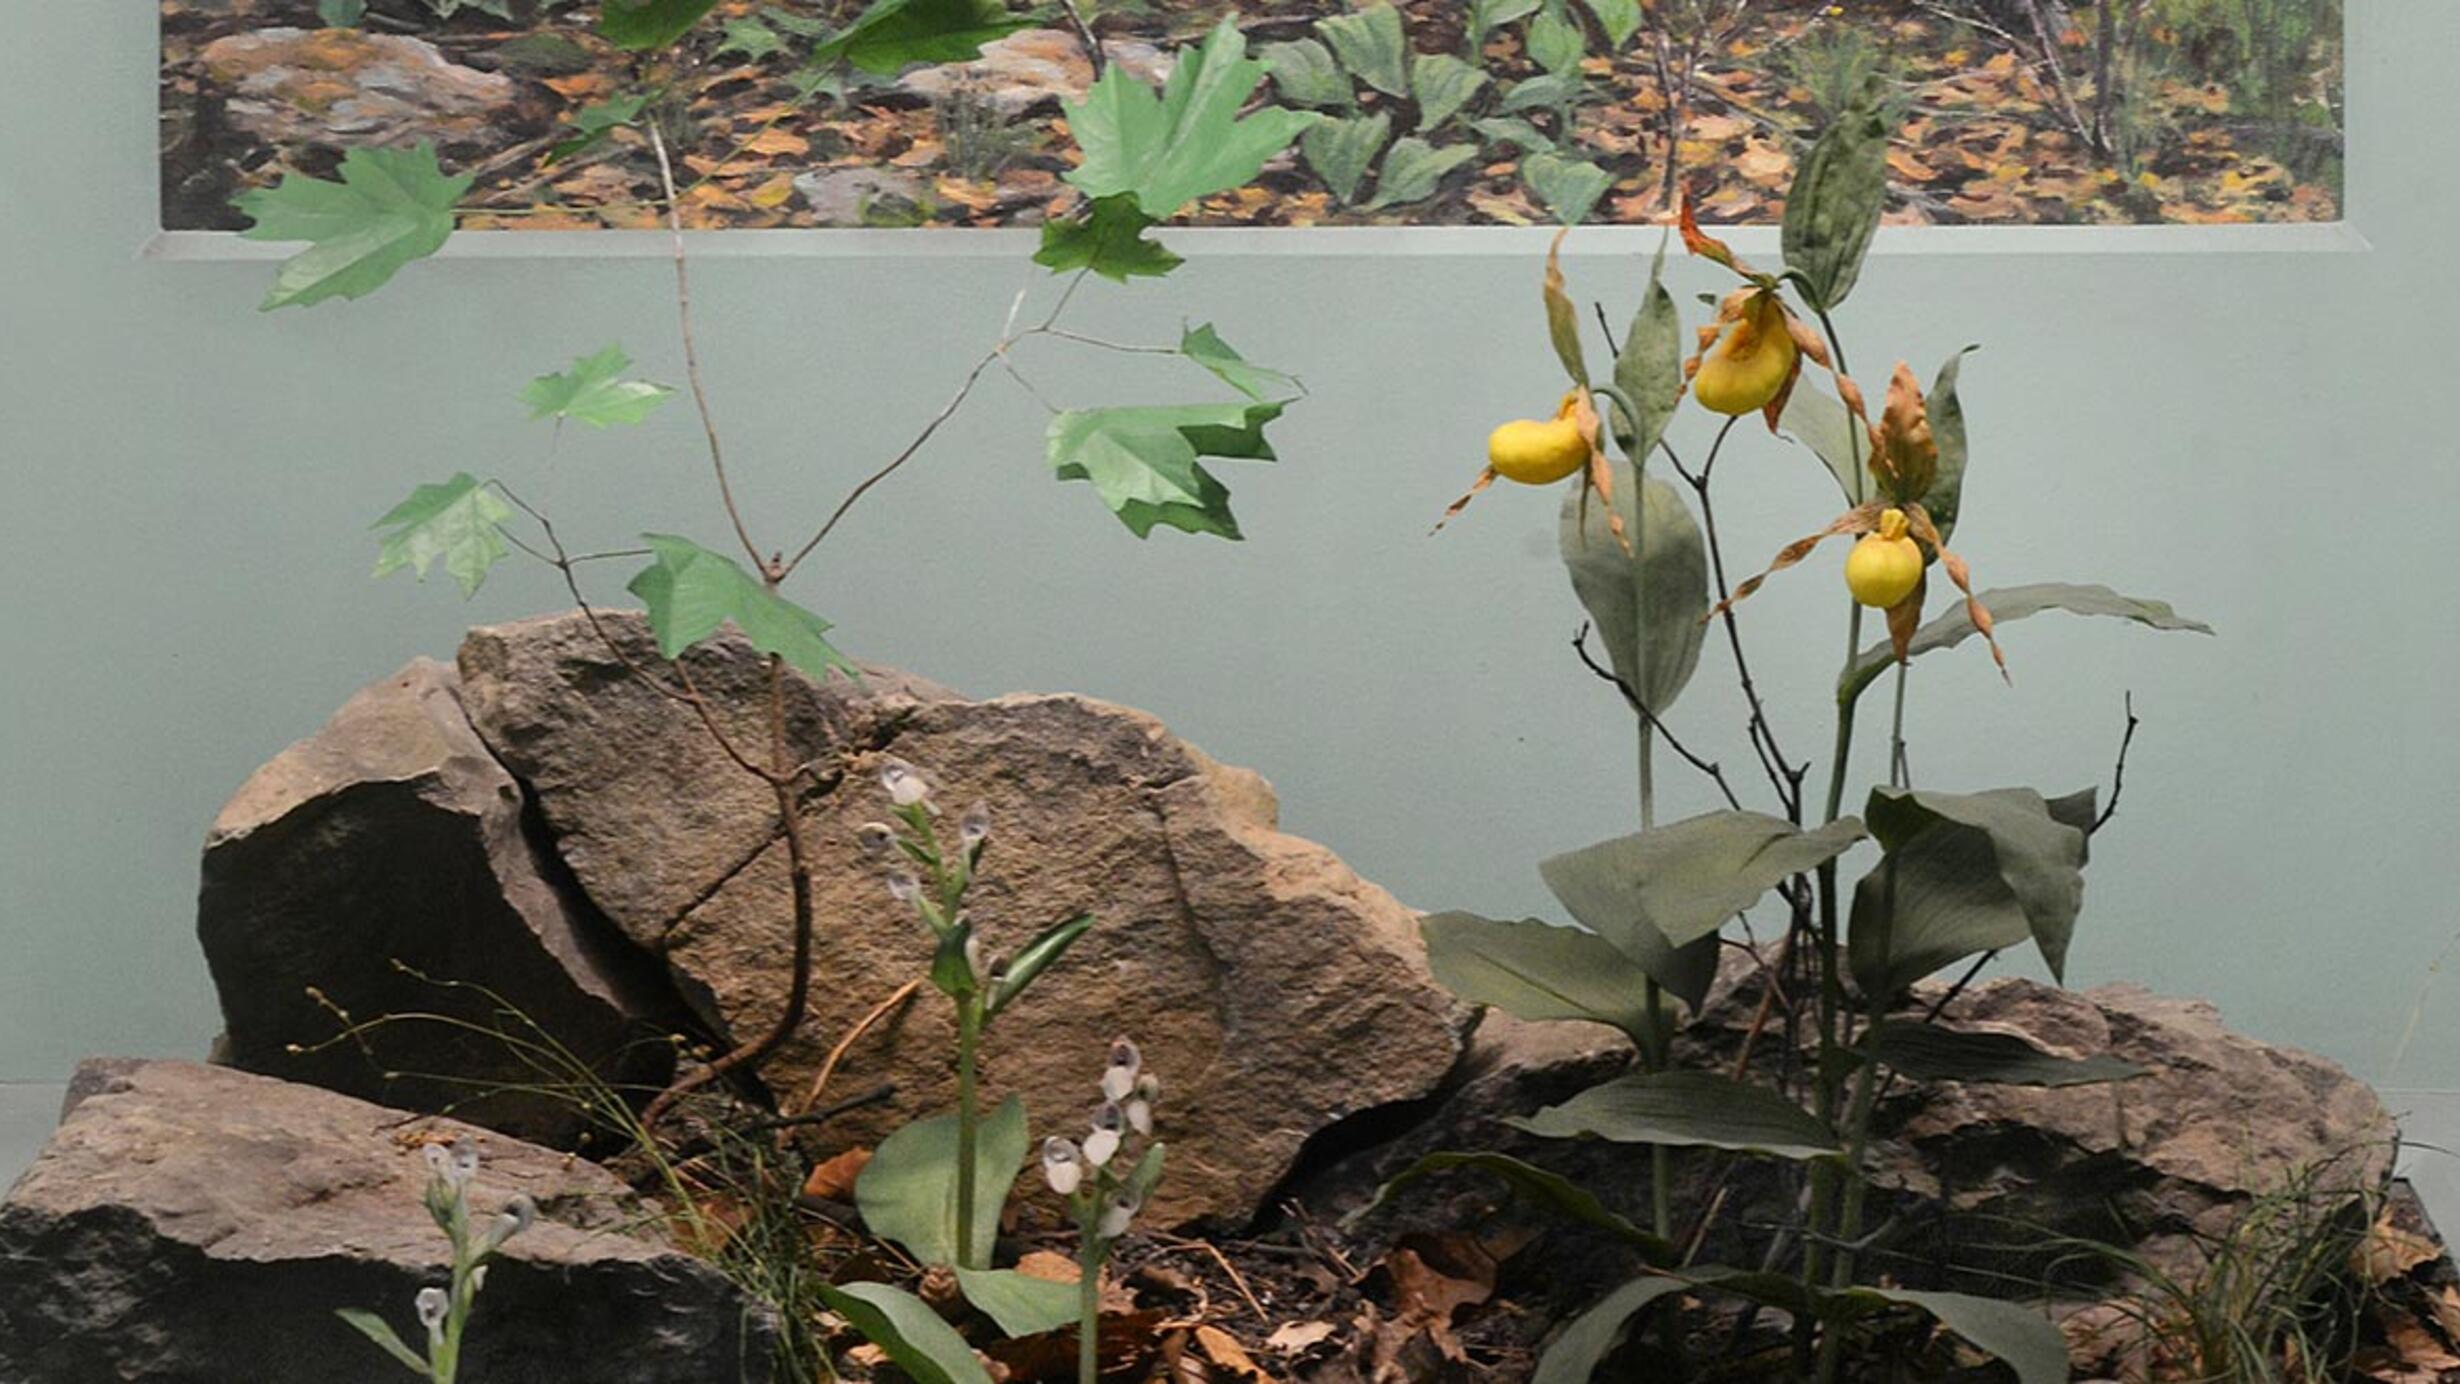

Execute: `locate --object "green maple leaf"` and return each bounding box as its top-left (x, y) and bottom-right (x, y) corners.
top-left (521, 345), bottom-right (675, 428)
top-left (1062, 16), bottom-right (1320, 218)
top-left (371, 473), bottom-right (514, 598)
top-left (1179, 324), bottom-right (1299, 401)
top-left (235, 145), bottom-right (469, 311)
top-left (625, 535), bottom-right (857, 682)
top-left (808, 0), bottom-right (1034, 75)
top-left (1033, 194), bottom-right (1184, 281)
top-left (1046, 402), bottom-right (1284, 540)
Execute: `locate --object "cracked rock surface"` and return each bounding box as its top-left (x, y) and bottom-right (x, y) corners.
top-left (0, 1059), bottom-right (774, 1384)
top-left (204, 610), bottom-right (1469, 1226)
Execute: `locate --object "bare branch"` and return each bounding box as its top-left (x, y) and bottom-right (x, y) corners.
top-left (649, 123), bottom-right (765, 572)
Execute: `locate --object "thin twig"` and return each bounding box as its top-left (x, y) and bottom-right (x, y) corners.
top-left (1055, 0), bottom-right (1107, 79)
top-left (2092, 690), bottom-right (2140, 834)
top-left (649, 123), bottom-right (765, 572)
top-left (789, 978), bottom-right (924, 1119)
top-left (1572, 624), bottom-right (1744, 811)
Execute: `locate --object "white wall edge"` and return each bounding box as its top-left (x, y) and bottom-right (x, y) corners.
top-left (142, 218), bottom-right (2374, 265)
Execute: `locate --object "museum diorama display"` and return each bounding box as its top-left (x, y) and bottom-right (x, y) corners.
top-left (16, 2), bottom-right (2448, 1382)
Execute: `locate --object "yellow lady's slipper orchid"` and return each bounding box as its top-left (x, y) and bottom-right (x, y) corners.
top-left (1693, 290), bottom-right (1799, 417)
top-left (1486, 396), bottom-right (1592, 485)
top-left (1843, 507), bottom-right (1924, 609)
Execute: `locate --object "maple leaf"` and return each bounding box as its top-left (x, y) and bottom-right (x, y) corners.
top-left (235, 145), bottom-right (468, 311)
top-left (1032, 194), bottom-right (1183, 282)
top-left (625, 535), bottom-right (857, 682)
top-left (1063, 16), bottom-right (1321, 219)
top-left (520, 345), bottom-right (675, 428)
top-left (370, 473), bottom-right (514, 598)
top-left (1046, 402), bottom-right (1285, 540)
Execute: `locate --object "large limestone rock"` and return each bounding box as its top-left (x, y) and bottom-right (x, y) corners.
top-left (201, 28), bottom-right (518, 152)
top-left (198, 657), bottom-right (674, 1145)
top-left (456, 611), bottom-right (1472, 1224)
top-left (0, 1059), bottom-right (773, 1383)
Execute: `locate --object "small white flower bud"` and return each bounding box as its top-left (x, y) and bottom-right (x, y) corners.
top-left (1042, 1136), bottom-right (1083, 1196)
top-left (1100, 1036), bottom-right (1142, 1102)
top-left (885, 870), bottom-right (921, 906)
top-left (1126, 1097), bottom-right (1153, 1137)
top-left (854, 822), bottom-right (896, 858)
top-left (1098, 1191), bottom-right (1138, 1239)
top-left (960, 802), bottom-right (991, 850)
top-left (471, 1264), bottom-right (488, 1293)
top-left (421, 1143), bottom-right (452, 1178)
top-left (879, 757), bottom-right (930, 807)
top-left (1084, 1103), bottom-right (1124, 1167)
top-left (416, 1285), bottom-right (449, 1332)
top-left (964, 934), bottom-right (986, 987)
top-left (445, 1139), bottom-right (480, 1186)
top-left (488, 1194), bottom-right (535, 1247)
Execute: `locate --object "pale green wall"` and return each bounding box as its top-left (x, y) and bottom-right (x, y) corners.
top-left (4, 3), bottom-right (2452, 1096)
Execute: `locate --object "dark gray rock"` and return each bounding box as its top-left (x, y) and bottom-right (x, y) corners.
top-left (0, 1059), bottom-right (774, 1383)
top-left (198, 657), bottom-right (674, 1146)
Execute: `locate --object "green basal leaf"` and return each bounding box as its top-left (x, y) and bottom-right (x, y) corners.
top-left (1507, 1071), bottom-right (1842, 1161)
top-left (1470, 116), bottom-right (1553, 154)
top-left (987, 913), bottom-right (1094, 1018)
top-left (1540, 812), bottom-right (1867, 1006)
top-left (600, 0), bottom-right (718, 51)
top-left (1299, 112), bottom-right (1393, 206)
top-left (1920, 345), bottom-right (1980, 542)
top-left (854, 1095), bottom-right (1028, 1269)
top-left (1260, 38), bottom-right (1353, 109)
top-left (1526, 8), bottom-right (1587, 74)
top-left (1471, 0), bottom-right (1543, 39)
top-left (1776, 380), bottom-right (1866, 504)
top-left (334, 1307), bottom-right (432, 1376)
top-left (1862, 786), bottom-right (2088, 982)
top-left (954, 1267), bottom-right (1079, 1338)
top-left (1861, 1020), bottom-right (2146, 1088)
top-left (1847, 814), bottom-right (2030, 998)
top-left (1842, 582), bottom-right (2212, 702)
top-left (625, 534), bottom-right (858, 682)
top-left (1521, 150), bottom-right (1611, 225)
top-left (1179, 324), bottom-right (1299, 402)
top-left (1610, 240), bottom-right (1685, 461)
top-left (1854, 1287), bottom-right (2069, 1384)
top-left (1064, 17), bottom-right (1320, 219)
top-left (1560, 474), bottom-right (1708, 716)
top-left (521, 344), bottom-right (674, 428)
top-left (371, 473), bottom-right (514, 599)
top-left (1499, 71), bottom-right (1582, 114)
top-left (235, 144), bottom-right (468, 311)
top-left (1317, 3), bottom-right (1411, 97)
top-left (1780, 84), bottom-right (1891, 312)
top-left (1033, 193), bottom-right (1183, 281)
top-left (1411, 53), bottom-right (1487, 131)
top-left (807, 0), bottom-right (1032, 73)
top-left (1347, 1151), bottom-right (1675, 1261)
top-left (1532, 1277), bottom-right (1688, 1384)
top-left (1420, 912), bottom-right (1659, 1038)
top-left (1364, 138), bottom-right (1478, 210)
top-left (1046, 402), bottom-right (1283, 540)
top-left (812, 1282), bottom-right (993, 1384)
top-left (1580, 0), bottom-right (1642, 48)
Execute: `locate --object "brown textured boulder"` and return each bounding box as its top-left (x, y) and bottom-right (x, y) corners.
top-left (198, 658), bottom-right (674, 1145)
top-left (0, 1059), bottom-right (774, 1383)
top-left (200, 28), bottom-right (517, 152)
top-left (457, 611), bottom-right (1472, 1224)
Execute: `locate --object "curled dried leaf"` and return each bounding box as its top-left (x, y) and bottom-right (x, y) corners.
top-left (1679, 195), bottom-right (1746, 273)
top-left (1432, 467), bottom-right (1499, 534)
top-left (1543, 226), bottom-right (1589, 387)
top-left (1886, 571), bottom-right (1927, 663)
top-left (1872, 362), bottom-right (1939, 501)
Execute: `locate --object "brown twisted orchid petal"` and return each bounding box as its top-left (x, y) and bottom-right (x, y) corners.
top-left (1566, 389), bottom-right (1631, 553)
top-left (1873, 363), bottom-right (1939, 501)
top-left (1707, 502), bottom-right (1883, 620)
top-left (1886, 572), bottom-right (1928, 664)
top-left (1431, 467), bottom-right (1498, 535)
top-left (1679, 196), bottom-right (1748, 274)
top-left (1902, 503), bottom-right (2007, 681)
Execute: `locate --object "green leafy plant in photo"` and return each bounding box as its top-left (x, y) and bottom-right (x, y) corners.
top-left (337, 1140), bottom-right (535, 1382)
top-left (1390, 87), bottom-right (2215, 1381)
